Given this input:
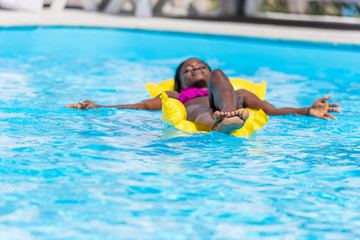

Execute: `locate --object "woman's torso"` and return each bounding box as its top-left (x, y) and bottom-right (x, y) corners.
top-left (166, 89), bottom-right (245, 109)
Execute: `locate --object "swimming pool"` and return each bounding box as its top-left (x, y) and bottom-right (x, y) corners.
top-left (0, 26), bottom-right (359, 239)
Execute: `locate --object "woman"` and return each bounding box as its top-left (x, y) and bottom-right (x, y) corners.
top-left (66, 58), bottom-right (342, 134)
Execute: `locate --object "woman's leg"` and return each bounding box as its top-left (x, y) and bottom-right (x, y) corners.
top-left (208, 69), bottom-right (241, 113)
top-left (186, 69), bottom-right (249, 134)
top-left (186, 103), bottom-right (217, 132)
top-left (207, 69), bottom-right (249, 134)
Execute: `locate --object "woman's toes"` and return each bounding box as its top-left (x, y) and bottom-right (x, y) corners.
top-left (241, 109), bottom-right (249, 120)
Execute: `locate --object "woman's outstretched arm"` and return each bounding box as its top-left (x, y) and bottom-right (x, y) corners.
top-left (238, 89), bottom-right (342, 120)
top-left (66, 98), bottom-right (162, 111)
top-left (66, 91), bottom-right (179, 111)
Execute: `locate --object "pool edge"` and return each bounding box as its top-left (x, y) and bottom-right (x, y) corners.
top-left (1, 24), bottom-right (360, 51)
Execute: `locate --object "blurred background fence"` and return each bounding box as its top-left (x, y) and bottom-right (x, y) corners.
top-left (1, 0), bottom-right (359, 19)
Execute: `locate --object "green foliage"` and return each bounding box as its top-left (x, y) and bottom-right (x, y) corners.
top-left (208, 0), bottom-right (219, 11)
top-left (260, 0), bottom-right (360, 16)
top-left (260, 0), bottom-right (288, 13)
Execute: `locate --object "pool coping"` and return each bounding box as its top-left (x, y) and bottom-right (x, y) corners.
top-left (1, 9), bottom-right (360, 48)
top-left (3, 24), bottom-right (360, 51)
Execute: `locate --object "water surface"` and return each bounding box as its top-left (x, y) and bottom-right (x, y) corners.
top-left (0, 27), bottom-right (359, 239)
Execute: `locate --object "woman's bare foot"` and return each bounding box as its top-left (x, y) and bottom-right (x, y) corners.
top-left (213, 109), bottom-right (249, 134)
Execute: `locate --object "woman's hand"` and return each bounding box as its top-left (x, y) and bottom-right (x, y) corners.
top-left (309, 94), bottom-right (342, 120)
top-left (66, 100), bottom-right (100, 110)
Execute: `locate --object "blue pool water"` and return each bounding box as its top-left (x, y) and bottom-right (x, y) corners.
top-left (0, 26), bottom-right (359, 239)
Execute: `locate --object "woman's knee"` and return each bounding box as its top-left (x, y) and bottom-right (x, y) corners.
top-left (209, 69), bottom-right (229, 86)
top-left (210, 69), bottom-right (226, 78)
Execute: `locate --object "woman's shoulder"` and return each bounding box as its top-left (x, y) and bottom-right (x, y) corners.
top-left (165, 90), bottom-right (180, 99)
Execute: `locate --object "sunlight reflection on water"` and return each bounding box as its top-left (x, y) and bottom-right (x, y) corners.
top-left (0, 27), bottom-right (359, 239)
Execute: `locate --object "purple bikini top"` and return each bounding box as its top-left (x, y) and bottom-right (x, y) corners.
top-left (178, 87), bottom-right (209, 104)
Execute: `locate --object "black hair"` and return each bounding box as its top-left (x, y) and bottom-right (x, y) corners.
top-left (174, 58), bottom-right (211, 93)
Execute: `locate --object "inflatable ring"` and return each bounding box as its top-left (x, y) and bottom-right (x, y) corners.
top-left (145, 78), bottom-right (268, 136)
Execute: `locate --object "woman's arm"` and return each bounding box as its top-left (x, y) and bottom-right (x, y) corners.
top-left (66, 91), bottom-right (179, 111)
top-left (66, 98), bottom-right (162, 110)
top-left (238, 89), bottom-right (342, 120)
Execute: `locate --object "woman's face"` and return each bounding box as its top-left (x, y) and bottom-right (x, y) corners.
top-left (179, 58), bottom-right (211, 89)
